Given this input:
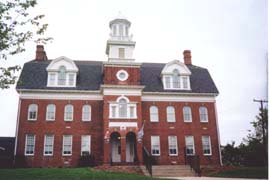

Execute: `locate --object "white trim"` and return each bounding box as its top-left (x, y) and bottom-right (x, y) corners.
top-left (14, 98), bottom-right (21, 156)
top-left (116, 69), bottom-right (129, 81)
top-left (20, 92), bottom-right (103, 100)
top-left (103, 88), bottom-right (142, 96)
top-left (46, 56), bottom-right (79, 72)
top-left (214, 102), bottom-right (223, 165)
top-left (62, 135), bottom-right (72, 156)
top-left (142, 94), bottom-right (216, 102)
top-left (43, 134), bottom-right (54, 156)
top-left (109, 122), bottom-right (137, 128)
top-left (161, 60), bottom-right (192, 75)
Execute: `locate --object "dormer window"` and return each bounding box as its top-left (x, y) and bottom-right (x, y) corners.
top-left (161, 60), bottom-right (192, 90)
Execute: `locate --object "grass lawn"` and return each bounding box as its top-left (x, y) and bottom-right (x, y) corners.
top-left (208, 166), bottom-right (268, 179)
top-left (0, 168), bottom-right (171, 180)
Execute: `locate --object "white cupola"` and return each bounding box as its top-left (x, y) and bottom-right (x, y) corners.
top-left (106, 12), bottom-right (136, 63)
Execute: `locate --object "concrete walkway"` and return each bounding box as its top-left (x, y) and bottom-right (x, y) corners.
top-left (161, 177), bottom-right (268, 180)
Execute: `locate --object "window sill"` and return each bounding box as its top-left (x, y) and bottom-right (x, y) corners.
top-left (27, 119), bottom-right (37, 121)
top-left (82, 120), bottom-right (91, 122)
top-left (184, 121), bottom-right (192, 123)
top-left (46, 119), bottom-right (55, 122)
top-left (43, 154), bottom-right (53, 156)
top-left (25, 154), bottom-right (34, 156)
top-left (200, 121), bottom-right (209, 123)
top-left (167, 121), bottom-right (176, 123)
top-left (169, 154), bottom-right (178, 156)
top-left (62, 154), bottom-right (72, 156)
top-left (151, 154), bottom-right (160, 156)
top-left (203, 154), bottom-right (212, 156)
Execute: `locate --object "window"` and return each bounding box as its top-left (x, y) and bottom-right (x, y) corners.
top-left (150, 106), bottom-right (159, 122)
top-left (182, 76), bottom-right (188, 89)
top-left (183, 106), bottom-right (192, 122)
top-left (64, 104), bottom-right (73, 121)
top-left (168, 136), bottom-right (178, 156)
top-left (58, 66), bottom-right (66, 85)
top-left (46, 104), bottom-right (55, 121)
top-left (202, 136), bottom-right (212, 155)
top-left (62, 135), bottom-right (72, 156)
top-left (165, 76), bottom-right (171, 89)
top-left (185, 136), bottom-right (195, 155)
top-left (111, 105), bottom-right (117, 118)
top-left (119, 98), bottom-right (127, 118)
top-left (44, 134), bottom-right (54, 156)
top-left (25, 134), bottom-right (35, 155)
top-left (167, 106), bottom-right (176, 122)
top-left (82, 105), bottom-right (91, 121)
top-left (172, 69), bottom-right (181, 88)
top-left (28, 104), bottom-right (38, 121)
top-left (199, 107), bottom-right (208, 122)
top-left (119, 48), bottom-right (125, 59)
top-left (151, 136), bottom-right (160, 156)
top-left (81, 135), bottom-right (91, 156)
top-left (116, 70), bottom-right (128, 81)
top-left (48, 73), bottom-right (56, 86)
top-left (68, 74), bottom-right (75, 86)
top-left (129, 106), bottom-right (135, 118)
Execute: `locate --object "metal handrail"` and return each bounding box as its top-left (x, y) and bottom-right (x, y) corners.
top-left (184, 147), bottom-right (201, 176)
top-left (143, 146), bottom-right (152, 177)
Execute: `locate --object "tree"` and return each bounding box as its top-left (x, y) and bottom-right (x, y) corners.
top-left (0, 0), bottom-right (52, 89)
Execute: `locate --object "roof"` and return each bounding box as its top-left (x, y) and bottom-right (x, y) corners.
top-left (16, 60), bottom-right (218, 94)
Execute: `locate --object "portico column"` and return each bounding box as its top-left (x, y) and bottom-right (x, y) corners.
top-left (120, 133), bottom-right (126, 163)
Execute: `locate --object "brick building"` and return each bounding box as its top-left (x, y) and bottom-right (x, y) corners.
top-left (15, 15), bottom-right (221, 167)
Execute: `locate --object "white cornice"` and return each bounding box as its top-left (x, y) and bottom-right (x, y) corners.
top-left (103, 61), bottom-right (141, 67)
top-left (101, 84), bottom-right (145, 90)
top-left (17, 89), bottom-right (101, 94)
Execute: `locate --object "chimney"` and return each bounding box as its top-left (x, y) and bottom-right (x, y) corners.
top-left (183, 50), bottom-right (192, 65)
top-left (35, 45), bottom-right (47, 61)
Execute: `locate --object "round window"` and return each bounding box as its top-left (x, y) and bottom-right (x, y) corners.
top-left (116, 70), bottom-right (128, 81)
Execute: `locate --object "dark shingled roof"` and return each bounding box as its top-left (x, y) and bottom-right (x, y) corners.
top-left (16, 60), bottom-right (218, 94)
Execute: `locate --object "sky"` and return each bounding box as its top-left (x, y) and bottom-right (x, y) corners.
top-left (0, 0), bottom-right (267, 145)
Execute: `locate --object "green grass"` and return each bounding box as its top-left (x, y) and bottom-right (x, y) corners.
top-left (0, 168), bottom-right (171, 180)
top-left (208, 166), bottom-right (268, 179)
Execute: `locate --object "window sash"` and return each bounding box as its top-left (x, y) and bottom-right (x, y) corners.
top-left (165, 76), bottom-right (171, 89)
top-left (183, 106), bottom-right (192, 122)
top-left (182, 76), bottom-right (188, 89)
top-left (150, 106), bottom-right (159, 122)
top-left (28, 104), bottom-right (37, 120)
top-left (81, 135), bottom-right (91, 155)
top-left (202, 136), bottom-right (212, 155)
top-left (151, 136), bottom-right (160, 155)
top-left (167, 106), bottom-right (176, 122)
top-left (49, 73), bottom-right (56, 86)
top-left (46, 104), bottom-right (55, 121)
top-left (63, 135), bottom-right (72, 155)
top-left (68, 74), bottom-right (75, 86)
top-left (168, 136), bottom-right (178, 155)
top-left (185, 136), bottom-right (195, 155)
top-left (82, 105), bottom-right (91, 121)
top-left (25, 134), bottom-right (35, 155)
top-left (172, 75), bottom-right (180, 88)
top-left (44, 135), bottom-right (54, 155)
top-left (64, 105), bottom-right (73, 121)
top-left (200, 107), bottom-right (208, 122)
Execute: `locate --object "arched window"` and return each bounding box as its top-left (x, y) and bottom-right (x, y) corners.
top-left (183, 106), bottom-right (192, 122)
top-left (58, 66), bottom-right (66, 85)
top-left (64, 104), bottom-right (73, 121)
top-left (172, 69), bottom-right (180, 88)
top-left (150, 106), bottom-right (159, 122)
top-left (118, 98), bottom-right (127, 118)
top-left (199, 106), bottom-right (208, 122)
top-left (46, 104), bottom-right (55, 121)
top-left (166, 106), bottom-right (176, 122)
top-left (28, 104), bottom-right (38, 120)
top-left (82, 105), bottom-right (91, 121)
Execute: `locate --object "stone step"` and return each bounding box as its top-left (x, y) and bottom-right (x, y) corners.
top-left (151, 165), bottom-right (195, 177)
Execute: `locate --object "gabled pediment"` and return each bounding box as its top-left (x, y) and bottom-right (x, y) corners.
top-left (161, 60), bottom-right (191, 75)
top-left (46, 56), bottom-right (78, 72)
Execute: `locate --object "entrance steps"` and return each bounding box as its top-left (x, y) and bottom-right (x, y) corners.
top-left (93, 165), bottom-right (144, 175)
top-left (140, 165), bottom-right (196, 177)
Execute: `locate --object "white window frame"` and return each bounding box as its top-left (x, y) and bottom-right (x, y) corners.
top-left (185, 136), bottom-right (195, 156)
top-left (168, 136), bottom-right (178, 156)
top-left (28, 104), bottom-right (38, 121)
top-left (47, 72), bottom-right (56, 86)
top-left (163, 75), bottom-right (191, 90)
top-left (151, 136), bottom-right (160, 156)
top-left (64, 104), bottom-right (73, 121)
top-left (116, 70), bottom-right (128, 81)
top-left (62, 135), bottom-right (72, 156)
top-left (47, 68), bottom-right (76, 87)
top-left (81, 135), bottom-right (91, 156)
top-left (166, 106), bottom-right (176, 122)
top-left (199, 106), bottom-right (209, 123)
top-left (183, 106), bottom-right (192, 122)
top-left (44, 134), bottom-right (54, 156)
top-left (109, 97), bottom-right (137, 119)
top-left (25, 134), bottom-right (35, 156)
top-left (82, 105), bottom-right (91, 121)
top-left (202, 136), bottom-right (212, 156)
top-left (150, 106), bottom-right (159, 122)
top-left (46, 104), bottom-right (56, 121)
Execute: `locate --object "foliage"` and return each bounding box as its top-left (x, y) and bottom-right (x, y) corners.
top-left (208, 167), bottom-right (268, 179)
top-left (0, 0), bottom-right (52, 89)
top-left (221, 142), bottom-right (242, 166)
top-left (0, 168), bottom-right (170, 180)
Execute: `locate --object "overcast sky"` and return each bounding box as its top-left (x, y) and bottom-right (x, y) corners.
top-left (0, 0), bottom-right (267, 145)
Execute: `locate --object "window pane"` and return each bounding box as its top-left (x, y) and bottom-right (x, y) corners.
top-left (151, 136), bottom-right (160, 155)
top-left (46, 104), bottom-right (55, 120)
top-left (28, 104), bottom-right (37, 120)
top-left (44, 135), bottom-right (54, 155)
top-left (165, 76), bottom-right (171, 89)
top-left (168, 136), bottom-right (178, 155)
top-left (199, 107), bottom-right (208, 122)
top-left (49, 73), bottom-right (56, 86)
top-left (182, 76), bottom-right (188, 89)
top-left (63, 135), bottom-right (72, 155)
top-left (150, 106), bottom-right (159, 122)
top-left (202, 136), bottom-right (211, 155)
top-left (185, 136), bottom-right (194, 155)
top-left (82, 105), bottom-right (91, 121)
top-left (111, 106), bottom-right (116, 118)
top-left (68, 74), bottom-right (75, 86)
top-left (167, 106), bottom-right (175, 122)
top-left (119, 98), bottom-right (127, 118)
top-left (64, 105), bottom-right (73, 121)
top-left (58, 66), bottom-right (66, 85)
top-left (183, 106), bottom-right (192, 122)
top-left (25, 134), bottom-right (35, 155)
top-left (172, 69), bottom-right (180, 88)
top-left (81, 135), bottom-right (91, 155)
top-left (129, 106), bottom-right (135, 118)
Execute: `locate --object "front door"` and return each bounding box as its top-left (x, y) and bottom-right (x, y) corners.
top-left (111, 138), bottom-right (121, 162)
top-left (126, 139), bottom-right (135, 162)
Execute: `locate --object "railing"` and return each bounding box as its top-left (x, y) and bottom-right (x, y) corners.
top-left (143, 146), bottom-right (152, 177)
top-left (184, 147), bottom-right (201, 176)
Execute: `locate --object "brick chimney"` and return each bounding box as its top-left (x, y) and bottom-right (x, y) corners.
top-left (183, 50), bottom-right (192, 65)
top-left (35, 45), bottom-right (47, 61)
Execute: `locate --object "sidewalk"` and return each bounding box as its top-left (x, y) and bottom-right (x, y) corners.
top-left (161, 177), bottom-right (268, 180)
